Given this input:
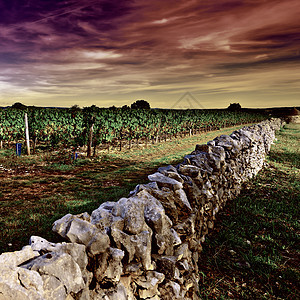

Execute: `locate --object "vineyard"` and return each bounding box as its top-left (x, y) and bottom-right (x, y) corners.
top-left (0, 106), bottom-right (266, 154)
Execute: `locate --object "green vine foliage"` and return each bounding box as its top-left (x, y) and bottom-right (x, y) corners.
top-left (0, 106), bottom-right (266, 151)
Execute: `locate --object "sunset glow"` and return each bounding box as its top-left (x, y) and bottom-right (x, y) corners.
top-left (0, 0), bottom-right (299, 108)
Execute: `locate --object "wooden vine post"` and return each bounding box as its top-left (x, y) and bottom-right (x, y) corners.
top-left (87, 116), bottom-right (94, 158)
top-left (25, 113), bottom-right (31, 155)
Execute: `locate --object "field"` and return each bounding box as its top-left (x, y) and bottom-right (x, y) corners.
top-left (0, 118), bottom-right (299, 299)
top-left (0, 123), bottom-right (252, 253)
top-left (0, 107), bottom-right (265, 153)
top-left (198, 123), bottom-right (300, 299)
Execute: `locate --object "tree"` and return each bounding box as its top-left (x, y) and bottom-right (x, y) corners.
top-left (227, 103), bottom-right (241, 111)
top-left (70, 104), bottom-right (81, 118)
top-left (12, 102), bottom-right (27, 109)
top-left (70, 104), bottom-right (81, 112)
top-left (131, 100), bottom-right (150, 109)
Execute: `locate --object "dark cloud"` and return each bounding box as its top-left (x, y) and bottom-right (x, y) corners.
top-left (0, 0), bottom-right (299, 107)
top-left (218, 53), bottom-right (300, 74)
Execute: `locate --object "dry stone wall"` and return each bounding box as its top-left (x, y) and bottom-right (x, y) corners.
top-left (0, 118), bottom-right (285, 300)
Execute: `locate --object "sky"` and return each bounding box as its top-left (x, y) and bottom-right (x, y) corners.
top-left (0, 0), bottom-right (299, 109)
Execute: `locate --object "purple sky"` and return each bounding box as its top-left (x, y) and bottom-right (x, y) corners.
top-left (0, 0), bottom-right (299, 108)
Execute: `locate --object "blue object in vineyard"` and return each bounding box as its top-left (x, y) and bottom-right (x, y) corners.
top-left (16, 143), bottom-right (22, 156)
top-left (71, 152), bottom-right (78, 160)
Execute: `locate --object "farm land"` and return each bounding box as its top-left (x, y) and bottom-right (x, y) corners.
top-left (0, 119), bottom-right (253, 253)
top-left (0, 106), bottom-right (299, 299)
top-left (198, 123), bottom-right (299, 299)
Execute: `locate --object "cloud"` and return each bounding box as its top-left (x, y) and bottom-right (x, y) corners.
top-left (0, 0), bottom-right (300, 108)
top-left (153, 18), bottom-right (169, 24)
top-left (81, 50), bottom-right (122, 60)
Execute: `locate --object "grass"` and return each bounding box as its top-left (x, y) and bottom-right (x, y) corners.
top-left (0, 124), bottom-right (247, 253)
top-left (0, 123), bottom-right (298, 299)
top-left (198, 123), bottom-right (300, 299)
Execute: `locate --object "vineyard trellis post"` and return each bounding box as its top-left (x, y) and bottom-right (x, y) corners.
top-left (24, 113), bottom-right (30, 155)
top-left (87, 116), bottom-right (94, 158)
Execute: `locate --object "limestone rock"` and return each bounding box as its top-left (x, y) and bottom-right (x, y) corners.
top-left (148, 172), bottom-right (183, 190)
top-left (41, 274), bottom-right (66, 300)
top-left (158, 165), bottom-right (177, 174)
top-left (129, 182), bottom-right (159, 197)
top-left (29, 236), bottom-right (57, 253)
top-left (183, 178), bottom-right (204, 208)
top-left (125, 262), bottom-right (143, 275)
top-left (31, 239), bottom-right (90, 282)
top-left (159, 280), bottom-right (184, 299)
top-left (135, 271), bottom-right (165, 299)
top-left (173, 214), bottom-right (196, 241)
top-left (194, 144), bottom-right (211, 153)
top-left (178, 164), bottom-right (200, 178)
top-left (155, 256), bottom-right (177, 279)
top-left (174, 189), bottom-right (192, 212)
top-left (22, 252), bottom-right (85, 294)
top-left (147, 188), bottom-right (179, 223)
top-left (57, 242), bottom-right (88, 272)
top-left (75, 212), bottom-right (91, 222)
top-left (52, 213), bottom-right (74, 237)
top-left (106, 283), bottom-right (128, 300)
top-left (91, 282), bottom-right (128, 300)
top-left (123, 198), bottom-right (146, 235)
top-left (170, 228), bottom-right (182, 246)
top-left (214, 134), bottom-right (235, 150)
top-left (135, 190), bottom-right (176, 256)
top-left (174, 243), bottom-right (190, 261)
top-left (103, 248), bottom-right (125, 282)
top-left (165, 171), bottom-right (185, 183)
top-left (90, 201), bottom-right (115, 231)
top-left (65, 218), bottom-right (97, 245)
top-left (111, 197), bottom-right (149, 235)
top-left (139, 190), bottom-right (171, 234)
top-left (0, 245), bottom-right (39, 268)
top-left (0, 265), bottom-right (44, 300)
top-left (111, 227), bottom-right (153, 270)
top-left (87, 231), bottom-right (110, 256)
top-left (119, 276), bottom-right (135, 300)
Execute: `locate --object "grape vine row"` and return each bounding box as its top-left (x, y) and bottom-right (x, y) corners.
top-left (0, 107), bottom-right (266, 153)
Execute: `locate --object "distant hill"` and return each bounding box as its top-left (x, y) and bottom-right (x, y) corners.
top-left (242, 107), bottom-right (300, 117)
